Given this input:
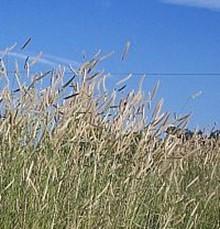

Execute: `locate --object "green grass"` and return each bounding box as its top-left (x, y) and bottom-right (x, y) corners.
top-left (0, 50), bottom-right (219, 228)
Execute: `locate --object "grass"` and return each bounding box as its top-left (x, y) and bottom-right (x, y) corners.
top-left (0, 49), bottom-right (219, 228)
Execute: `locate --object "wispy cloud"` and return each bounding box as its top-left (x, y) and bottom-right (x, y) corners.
top-left (162, 0), bottom-right (220, 11)
top-left (44, 54), bottom-right (80, 67)
top-left (0, 51), bottom-right (58, 67)
top-left (0, 51), bottom-right (80, 68)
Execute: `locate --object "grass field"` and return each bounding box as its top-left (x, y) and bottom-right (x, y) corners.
top-left (0, 51), bottom-right (219, 228)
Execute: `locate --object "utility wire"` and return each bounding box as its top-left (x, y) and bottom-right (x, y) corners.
top-left (110, 72), bottom-right (220, 77)
top-left (2, 70), bottom-right (220, 77)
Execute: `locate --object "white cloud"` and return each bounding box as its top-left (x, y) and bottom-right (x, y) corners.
top-left (0, 51), bottom-right (80, 67)
top-left (162, 0), bottom-right (220, 11)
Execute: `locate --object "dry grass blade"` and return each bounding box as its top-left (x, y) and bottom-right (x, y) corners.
top-left (1, 179), bottom-right (14, 194)
top-left (99, 51), bottom-right (114, 62)
top-left (26, 161), bottom-right (34, 182)
top-left (152, 98), bottom-right (164, 120)
top-left (64, 92), bottom-right (80, 100)
top-left (186, 176), bottom-right (199, 190)
top-left (68, 64), bottom-right (78, 76)
top-left (14, 61), bottom-right (24, 92)
top-left (151, 112), bottom-right (167, 127)
top-left (150, 80), bottom-right (160, 101)
top-left (0, 43), bottom-right (17, 58)
top-left (99, 90), bottom-right (116, 114)
top-left (21, 37), bottom-right (32, 50)
top-left (121, 41), bottom-right (131, 61)
top-left (62, 74), bottom-right (76, 88)
top-left (138, 74), bottom-right (145, 92)
top-left (116, 73), bottom-right (132, 86)
top-left (24, 56), bottom-right (30, 69)
top-left (29, 51), bottom-right (43, 66)
top-left (176, 117), bottom-right (190, 129)
top-left (0, 59), bottom-right (7, 76)
top-left (28, 71), bottom-right (52, 90)
top-left (161, 112), bottom-right (170, 127)
top-left (42, 167), bottom-right (52, 203)
top-left (176, 113), bottom-right (191, 122)
top-left (79, 53), bottom-right (100, 75)
top-left (117, 84), bottom-right (127, 92)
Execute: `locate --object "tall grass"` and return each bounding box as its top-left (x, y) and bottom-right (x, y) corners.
top-left (0, 50), bottom-right (219, 228)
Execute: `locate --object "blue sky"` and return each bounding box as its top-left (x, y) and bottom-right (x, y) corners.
top-left (0, 0), bottom-right (220, 129)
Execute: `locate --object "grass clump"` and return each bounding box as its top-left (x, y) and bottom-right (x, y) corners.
top-left (0, 49), bottom-right (219, 228)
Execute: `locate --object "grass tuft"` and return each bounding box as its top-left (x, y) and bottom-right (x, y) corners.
top-left (0, 49), bottom-right (219, 228)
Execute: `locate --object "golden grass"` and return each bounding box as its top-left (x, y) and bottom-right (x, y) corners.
top-left (0, 49), bottom-right (219, 228)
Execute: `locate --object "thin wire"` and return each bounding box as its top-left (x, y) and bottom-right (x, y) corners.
top-left (3, 70), bottom-right (220, 77)
top-left (110, 72), bottom-right (220, 77)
